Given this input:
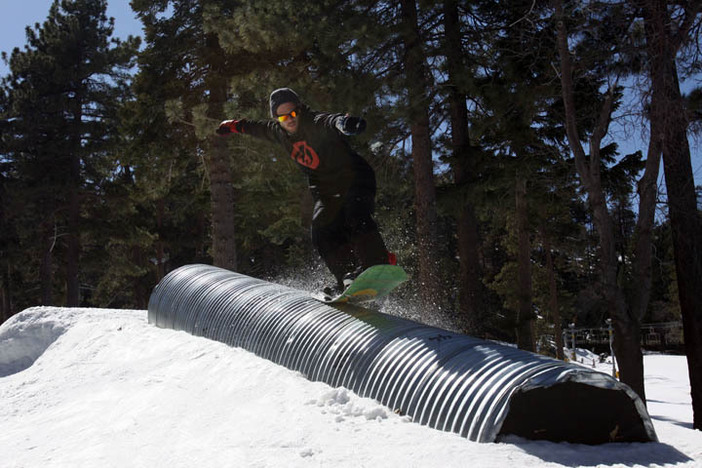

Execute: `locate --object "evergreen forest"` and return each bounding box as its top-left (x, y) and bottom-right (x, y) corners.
top-left (1, 0), bottom-right (701, 429)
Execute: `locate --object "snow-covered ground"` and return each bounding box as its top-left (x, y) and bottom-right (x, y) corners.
top-left (0, 306), bottom-right (700, 467)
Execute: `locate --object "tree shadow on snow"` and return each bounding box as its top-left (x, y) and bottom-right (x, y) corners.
top-left (649, 414), bottom-right (694, 430)
top-left (499, 436), bottom-right (693, 466)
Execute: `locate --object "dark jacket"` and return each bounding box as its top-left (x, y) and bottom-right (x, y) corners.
top-left (237, 106), bottom-right (375, 200)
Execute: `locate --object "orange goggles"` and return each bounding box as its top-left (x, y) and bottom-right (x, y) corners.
top-left (276, 109), bottom-right (298, 122)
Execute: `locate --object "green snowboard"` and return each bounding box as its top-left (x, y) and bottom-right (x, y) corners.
top-left (318, 264), bottom-right (408, 304)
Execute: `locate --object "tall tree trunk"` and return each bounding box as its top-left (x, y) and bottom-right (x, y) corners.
top-left (204, 33), bottom-right (237, 271)
top-left (555, 0), bottom-right (646, 400)
top-left (2, 263), bottom-right (12, 324)
top-left (399, 0), bottom-right (441, 312)
top-left (641, 0), bottom-right (702, 429)
top-left (132, 246), bottom-right (149, 310)
top-left (0, 187), bottom-right (9, 323)
top-left (515, 176), bottom-right (535, 351)
top-left (66, 166), bottom-right (81, 306)
top-left (206, 132), bottom-right (238, 270)
top-left (630, 101), bottom-right (663, 366)
top-left (66, 91), bottom-right (82, 306)
top-left (40, 222), bottom-right (54, 305)
top-left (156, 198), bottom-right (166, 281)
top-left (542, 227), bottom-right (564, 360)
top-left (443, 0), bottom-right (483, 334)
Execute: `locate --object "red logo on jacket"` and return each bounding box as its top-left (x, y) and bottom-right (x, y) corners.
top-left (290, 141), bottom-right (320, 170)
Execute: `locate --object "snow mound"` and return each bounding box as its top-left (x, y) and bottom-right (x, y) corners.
top-left (0, 306), bottom-right (700, 467)
top-left (0, 307), bottom-right (72, 377)
top-left (309, 387), bottom-right (390, 421)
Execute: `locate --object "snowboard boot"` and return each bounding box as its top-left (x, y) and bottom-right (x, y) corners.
top-left (342, 266), bottom-right (365, 287)
top-left (322, 282), bottom-right (345, 300)
top-left (324, 266), bottom-right (363, 300)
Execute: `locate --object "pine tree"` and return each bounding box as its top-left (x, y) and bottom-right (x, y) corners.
top-left (1, 0), bottom-right (138, 308)
top-left (456, 0), bottom-right (568, 349)
top-left (0, 93), bottom-right (16, 322)
top-left (637, 0), bottom-right (702, 430)
top-left (440, 0), bottom-right (485, 335)
top-left (553, 0), bottom-right (673, 401)
top-left (131, 0), bottom-right (240, 272)
top-left (397, 0), bottom-right (442, 311)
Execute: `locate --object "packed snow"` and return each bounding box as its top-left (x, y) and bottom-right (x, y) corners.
top-left (0, 306), bottom-right (700, 467)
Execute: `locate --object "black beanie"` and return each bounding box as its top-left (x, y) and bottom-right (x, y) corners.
top-left (269, 88), bottom-right (301, 117)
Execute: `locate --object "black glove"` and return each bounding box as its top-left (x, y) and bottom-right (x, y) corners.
top-left (336, 115), bottom-right (366, 135)
top-left (216, 120), bottom-right (242, 135)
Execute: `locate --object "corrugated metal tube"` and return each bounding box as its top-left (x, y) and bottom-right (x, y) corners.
top-left (148, 264), bottom-right (657, 444)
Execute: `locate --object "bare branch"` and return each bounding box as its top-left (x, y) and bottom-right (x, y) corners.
top-left (508, 0), bottom-right (537, 28)
top-left (554, 0), bottom-right (589, 183)
top-left (672, 1), bottom-right (702, 50)
top-left (589, 83), bottom-right (617, 178)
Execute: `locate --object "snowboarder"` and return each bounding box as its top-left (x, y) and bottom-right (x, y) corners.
top-left (217, 87), bottom-right (394, 296)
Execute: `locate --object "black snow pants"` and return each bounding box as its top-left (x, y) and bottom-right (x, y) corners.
top-left (311, 186), bottom-right (389, 287)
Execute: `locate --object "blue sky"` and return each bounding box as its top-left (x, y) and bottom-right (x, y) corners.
top-left (1, 0), bottom-right (700, 187)
top-left (0, 0), bottom-right (142, 77)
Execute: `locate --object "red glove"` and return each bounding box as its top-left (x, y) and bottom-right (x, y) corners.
top-left (216, 119), bottom-right (242, 135)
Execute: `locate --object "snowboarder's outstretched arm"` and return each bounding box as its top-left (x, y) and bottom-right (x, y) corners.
top-left (216, 111), bottom-right (366, 140)
top-left (216, 119), bottom-right (282, 144)
top-left (216, 119), bottom-right (244, 135)
top-left (313, 112), bottom-right (367, 136)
